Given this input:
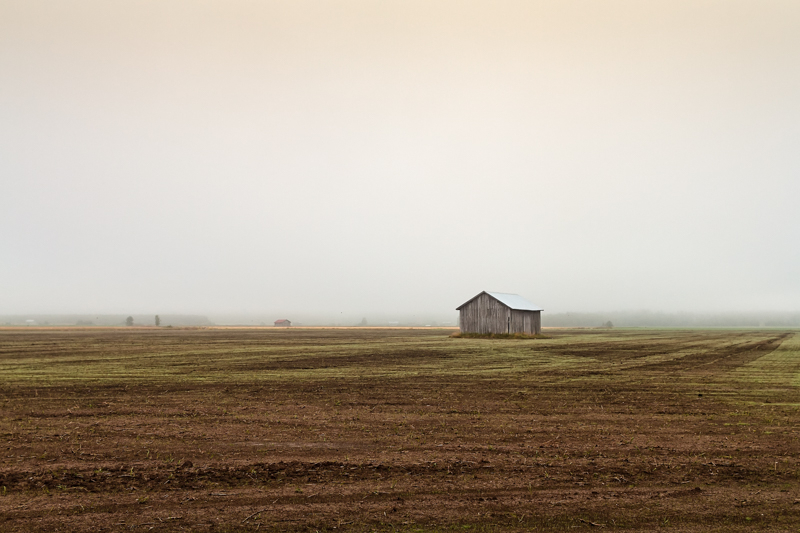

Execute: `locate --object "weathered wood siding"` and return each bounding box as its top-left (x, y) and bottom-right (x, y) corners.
top-left (458, 293), bottom-right (507, 334)
top-left (459, 294), bottom-right (541, 334)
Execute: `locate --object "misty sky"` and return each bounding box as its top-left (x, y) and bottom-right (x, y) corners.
top-left (2, 1), bottom-right (799, 318)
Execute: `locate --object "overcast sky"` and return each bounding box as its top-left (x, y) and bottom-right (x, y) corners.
top-left (2, 1), bottom-right (799, 318)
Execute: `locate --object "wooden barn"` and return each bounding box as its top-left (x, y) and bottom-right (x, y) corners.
top-left (457, 291), bottom-right (543, 335)
top-left (274, 319), bottom-right (291, 327)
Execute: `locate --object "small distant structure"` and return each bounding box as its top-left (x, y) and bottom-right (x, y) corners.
top-left (457, 291), bottom-right (543, 335)
top-left (274, 319), bottom-right (292, 327)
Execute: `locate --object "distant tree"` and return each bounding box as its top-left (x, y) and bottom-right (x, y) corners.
top-left (126, 316), bottom-right (134, 327)
top-left (604, 320), bottom-right (614, 329)
top-left (155, 315), bottom-right (161, 327)
top-left (358, 317), bottom-right (368, 327)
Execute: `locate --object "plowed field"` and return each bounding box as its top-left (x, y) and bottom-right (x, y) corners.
top-left (1, 327), bottom-right (800, 532)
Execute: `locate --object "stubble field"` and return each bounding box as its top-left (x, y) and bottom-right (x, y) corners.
top-left (1, 327), bottom-right (799, 532)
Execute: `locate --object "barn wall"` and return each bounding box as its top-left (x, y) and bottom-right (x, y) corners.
top-left (459, 294), bottom-right (542, 334)
top-left (510, 310), bottom-right (541, 334)
top-left (510, 310), bottom-right (527, 333)
top-left (459, 293), bottom-right (510, 334)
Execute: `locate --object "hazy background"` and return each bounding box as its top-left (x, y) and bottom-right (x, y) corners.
top-left (2, 1), bottom-right (799, 324)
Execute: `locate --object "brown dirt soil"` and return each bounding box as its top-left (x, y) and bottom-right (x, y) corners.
top-left (1, 327), bottom-right (800, 532)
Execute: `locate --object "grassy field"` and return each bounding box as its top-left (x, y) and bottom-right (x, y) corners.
top-left (1, 327), bottom-right (799, 532)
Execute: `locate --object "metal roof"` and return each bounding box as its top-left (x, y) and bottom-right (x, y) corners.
top-left (457, 291), bottom-right (543, 311)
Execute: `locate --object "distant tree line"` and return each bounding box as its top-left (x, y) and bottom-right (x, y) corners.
top-left (0, 315), bottom-right (213, 327)
top-left (544, 311), bottom-right (800, 328)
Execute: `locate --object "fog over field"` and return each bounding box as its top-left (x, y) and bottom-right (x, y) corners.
top-left (2, 1), bottom-right (799, 321)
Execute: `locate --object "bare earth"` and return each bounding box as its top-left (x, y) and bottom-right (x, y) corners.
top-left (1, 327), bottom-right (799, 532)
